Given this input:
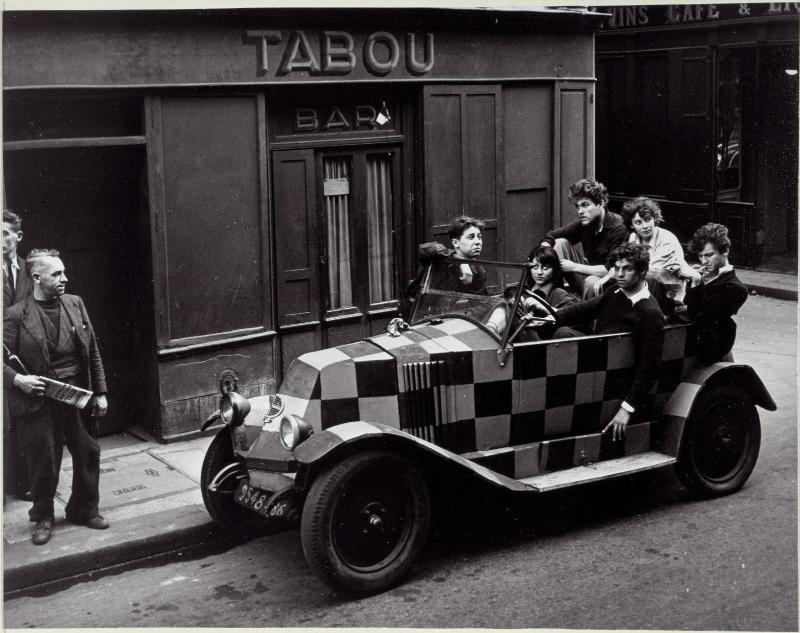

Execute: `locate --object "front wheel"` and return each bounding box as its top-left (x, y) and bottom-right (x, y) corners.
top-left (675, 385), bottom-right (761, 497)
top-left (300, 450), bottom-right (431, 595)
top-left (200, 428), bottom-right (272, 534)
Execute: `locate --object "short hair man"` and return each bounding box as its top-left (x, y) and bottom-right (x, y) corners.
top-left (540, 178), bottom-right (627, 299)
top-left (541, 243), bottom-right (665, 440)
top-left (3, 249), bottom-right (109, 545)
top-left (685, 223), bottom-right (748, 363)
top-left (3, 210), bottom-right (33, 307)
top-left (3, 210), bottom-right (34, 502)
top-left (405, 215), bottom-right (487, 302)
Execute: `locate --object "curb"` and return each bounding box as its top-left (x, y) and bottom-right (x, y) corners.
top-left (3, 505), bottom-right (223, 595)
top-left (743, 283), bottom-right (797, 302)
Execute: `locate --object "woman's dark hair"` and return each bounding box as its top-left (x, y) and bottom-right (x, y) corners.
top-left (621, 196), bottom-right (664, 230)
top-left (689, 222), bottom-right (731, 255)
top-left (567, 178), bottom-right (609, 207)
top-left (526, 245), bottom-right (565, 289)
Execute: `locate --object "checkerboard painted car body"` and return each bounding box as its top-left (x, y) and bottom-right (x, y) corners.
top-left (199, 259), bottom-right (775, 595)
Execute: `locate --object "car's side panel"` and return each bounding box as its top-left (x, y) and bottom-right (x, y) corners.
top-left (292, 421), bottom-right (533, 492)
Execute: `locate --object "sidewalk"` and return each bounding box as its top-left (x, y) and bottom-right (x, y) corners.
top-left (3, 429), bottom-right (224, 594)
top-left (3, 268), bottom-right (796, 595)
top-left (737, 268), bottom-right (797, 301)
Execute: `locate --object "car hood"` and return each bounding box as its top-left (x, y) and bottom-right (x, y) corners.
top-left (275, 317), bottom-right (499, 431)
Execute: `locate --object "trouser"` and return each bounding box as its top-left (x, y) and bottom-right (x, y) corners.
top-left (552, 238), bottom-right (604, 299)
top-left (19, 398), bottom-right (100, 522)
top-left (4, 395), bottom-right (30, 498)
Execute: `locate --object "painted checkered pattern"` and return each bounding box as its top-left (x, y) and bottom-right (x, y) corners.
top-left (271, 318), bottom-right (700, 481)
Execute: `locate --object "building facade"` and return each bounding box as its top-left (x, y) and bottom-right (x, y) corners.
top-left (3, 8), bottom-right (603, 440)
top-left (596, 3), bottom-right (799, 269)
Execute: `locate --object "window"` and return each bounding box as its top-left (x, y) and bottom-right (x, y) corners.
top-left (323, 157), bottom-right (354, 310)
top-left (320, 148), bottom-right (398, 315)
top-left (366, 153), bottom-right (395, 304)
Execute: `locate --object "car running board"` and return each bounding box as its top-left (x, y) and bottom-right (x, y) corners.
top-left (518, 451), bottom-right (677, 492)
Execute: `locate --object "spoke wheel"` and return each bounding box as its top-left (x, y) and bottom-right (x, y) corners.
top-left (301, 450), bottom-right (431, 595)
top-left (676, 385), bottom-right (761, 497)
top-left (200, 428), bottom-right (272, 534)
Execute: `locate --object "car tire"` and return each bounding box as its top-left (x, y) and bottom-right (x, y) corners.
top-left (300, 450), bottom-right (431, 595)
top-left (675, 384), bottom-right (761, 498)
top-left (200, 428), bottom-right (273, 534)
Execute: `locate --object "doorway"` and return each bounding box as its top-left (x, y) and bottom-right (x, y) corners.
top-left (272, 144), bottom-right (403, 376)
top-left (3, 145), bottom-right (156, 435)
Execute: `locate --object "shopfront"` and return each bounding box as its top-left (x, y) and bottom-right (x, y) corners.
top-left (596, 3), bottom-right (799, 269)
top-left (3, 8), bottom-right (603, 440)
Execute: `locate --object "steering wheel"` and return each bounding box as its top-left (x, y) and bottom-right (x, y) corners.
top-left (515, 290), bottom-right (557, 323)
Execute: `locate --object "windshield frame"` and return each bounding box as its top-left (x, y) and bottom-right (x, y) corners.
top-left (409, 257), bottom-right (531, 345)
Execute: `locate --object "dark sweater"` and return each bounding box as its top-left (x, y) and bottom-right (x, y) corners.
top-left (541, 211), bottom-right (627, 266)
top-left (684, 269), bottom-right (748, 363)
top-left (557, 287), bottom-right (664, 410)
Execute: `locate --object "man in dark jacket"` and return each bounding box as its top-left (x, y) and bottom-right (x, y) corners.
top-left (3, 209), bottom-right (34, 501)
top-left (536, 243), bottom-right (664, 441)
top-left (3, 249), bottom-right (109, 545)
top-left (540, 178), bottom-right (627, 298)
top-left (685, 223), bottom-right (749, 364)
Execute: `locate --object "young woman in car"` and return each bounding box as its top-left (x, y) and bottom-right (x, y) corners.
top-left (485, 245), bottom-right (578, 340)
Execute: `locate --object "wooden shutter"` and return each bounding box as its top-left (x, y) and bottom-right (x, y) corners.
top-left (272, 149), bottom-right (320, 328)
top-left (422, 84), bottom-right (503, 260)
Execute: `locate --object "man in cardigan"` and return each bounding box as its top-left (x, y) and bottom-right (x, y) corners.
top-left (3, 249), bottom-right (109, 545)
top-left (535, 242), bottom-right (664, 441)
top-left (685, 223), bottom-right (749, 364)
top-left (3, 210), bottom-right (34, 501)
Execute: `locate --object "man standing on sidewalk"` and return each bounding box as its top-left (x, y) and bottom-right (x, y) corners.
top-left (3, 249), bottom-right (109, 545)
top-left (3, 210), bottom-right (35, 501)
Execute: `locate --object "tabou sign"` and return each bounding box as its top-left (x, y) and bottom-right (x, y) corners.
top-left (244, 29), bottom-right (435, 77)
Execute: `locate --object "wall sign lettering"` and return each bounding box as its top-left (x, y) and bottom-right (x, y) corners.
top-left (244, 29), bottom-right (434, 77)
top-left (604, 3), bottom-right (799, 29)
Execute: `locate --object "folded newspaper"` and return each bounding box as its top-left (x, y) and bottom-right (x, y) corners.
top-left (39, 377), bottom-right (94, 410)
top-left (4, 344), bottom-right (94, 410)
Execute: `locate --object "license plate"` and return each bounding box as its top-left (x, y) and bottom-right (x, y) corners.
top-left (234, 480), bottom-right (293, 519)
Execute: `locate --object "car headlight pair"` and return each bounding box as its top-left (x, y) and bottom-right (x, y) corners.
top-left (279, 415), bottom-right (314, 450)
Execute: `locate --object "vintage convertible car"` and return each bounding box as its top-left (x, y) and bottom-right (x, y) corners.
top-left (199, 258), bottom-right (775, 595)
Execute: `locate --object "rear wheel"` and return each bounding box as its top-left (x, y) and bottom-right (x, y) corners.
top-left (675, 385), bottom-right (761, 497)
top-left (200, 428), bottom-right (271, 534)
top-left (300, 450), bottom-right (431, 595)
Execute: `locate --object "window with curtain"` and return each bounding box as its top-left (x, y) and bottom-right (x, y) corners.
top-left (366, 153), bottom-right (395, 304)
top-left (323, 157), bottom-right (353, 310)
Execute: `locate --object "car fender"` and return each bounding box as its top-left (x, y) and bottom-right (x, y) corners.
top-left (292, 421), bottom-right (531, 494)
top-left (657, 362), bottom-right (776, 456)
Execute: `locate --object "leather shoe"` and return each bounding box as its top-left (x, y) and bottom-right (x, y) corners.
top-left (16, 490), bottom-right (33, 502)
top-left (32, 518), bottom-right (54, 545)
top-left (67, 513), bottom-right (109, 530)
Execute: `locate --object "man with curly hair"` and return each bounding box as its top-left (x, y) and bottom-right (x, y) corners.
top-left (540, 178), bottom-right (626, 298)
top-left (685, 223), bottom-right (748, 363)
top-left (534, 243), bottom-right (664, 441)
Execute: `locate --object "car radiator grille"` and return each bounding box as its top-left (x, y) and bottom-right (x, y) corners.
top-left (400, 360), bottom-right (447, 443)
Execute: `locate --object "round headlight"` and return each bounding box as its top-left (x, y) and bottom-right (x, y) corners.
top-left (219, 392), bottom-right (251, 427)
top-left (279, 415), bottom-right (313, 450)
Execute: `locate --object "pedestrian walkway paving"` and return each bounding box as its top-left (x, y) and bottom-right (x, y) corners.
top-left (3, 267), bottom-right (795, 595)
top-left (737, 268), bottom-right (797, 301)
top-left (3, 430), bottom-right (220, 593)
